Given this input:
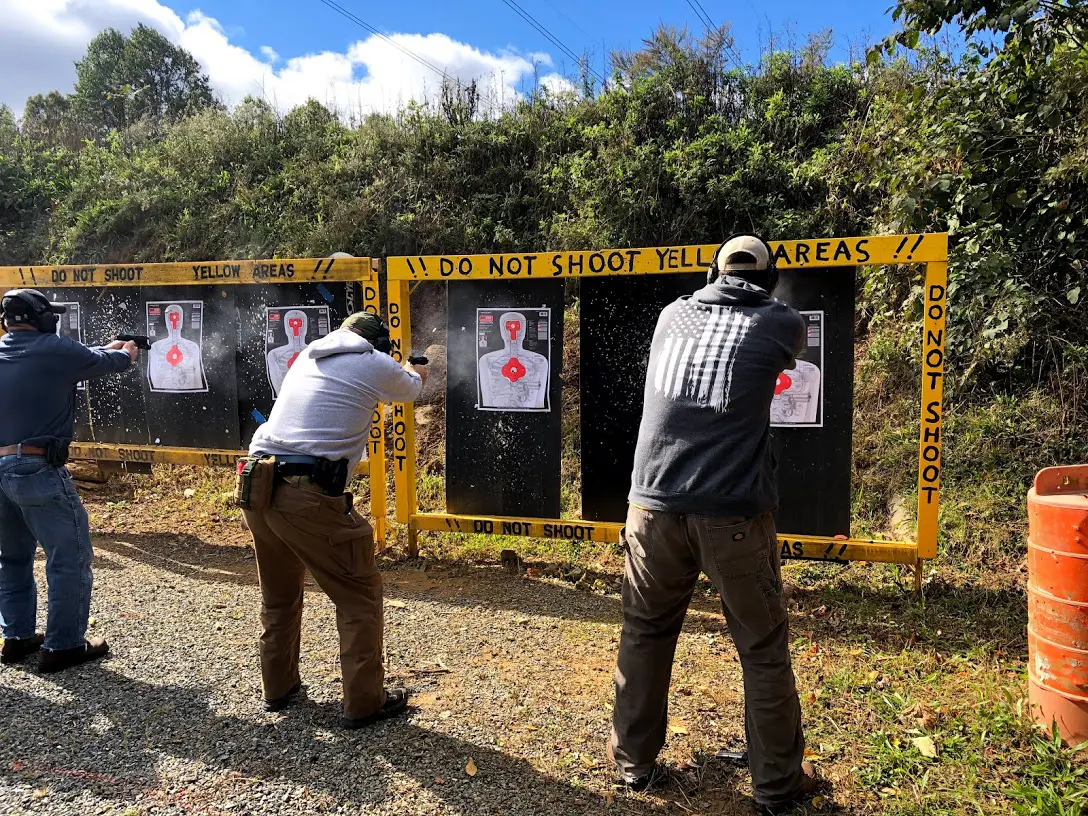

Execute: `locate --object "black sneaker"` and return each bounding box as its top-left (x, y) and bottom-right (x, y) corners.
top-left (1, 633), bottom-right (44, 665)
top-left (263, 682), bottom-right (303, 713)
top-left (342, 688), bottom-right (410, 729)
top-left (38, 637), bottom-right (109, 674)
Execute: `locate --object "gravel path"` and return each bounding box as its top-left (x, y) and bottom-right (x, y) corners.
top-left (0, 527), bottom-right (762, 816)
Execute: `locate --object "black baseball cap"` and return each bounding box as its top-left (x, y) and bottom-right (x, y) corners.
top-left (2, 289), bottom-right (67, 320)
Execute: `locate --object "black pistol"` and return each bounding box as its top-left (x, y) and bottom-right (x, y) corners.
top-left (408, 355), bottom-right (429, 365)
top-left (115, 334), bottom-right (151, 350)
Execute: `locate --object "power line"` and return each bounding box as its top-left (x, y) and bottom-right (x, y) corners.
top-left (684, 0), bottom-right (715, 32)
top-left (683, 0), bottom-right (747, 71)
top-left (499, 0), bottom-right (605, 85)
top-left (313, 0), bottom-right (450, 78)
top-left (536, 0), bottom-right (591, 40)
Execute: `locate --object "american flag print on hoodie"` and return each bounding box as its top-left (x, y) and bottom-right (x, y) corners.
top-left (652, 299), bottom-right (753, 411)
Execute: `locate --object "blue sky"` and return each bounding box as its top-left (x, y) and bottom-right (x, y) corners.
top-left (166, 0), bottom-right (894, 80)
top-left (1, 0), bottom-right (897, 116)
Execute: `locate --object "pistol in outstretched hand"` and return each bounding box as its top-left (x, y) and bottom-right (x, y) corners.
top-left (114, 334), bottom-right (151, 350)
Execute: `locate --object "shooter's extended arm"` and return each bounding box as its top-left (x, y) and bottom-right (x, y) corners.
top-left (114, 334), bottom-right (151, 350)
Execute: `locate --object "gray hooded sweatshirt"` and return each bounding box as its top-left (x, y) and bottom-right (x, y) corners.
top-left (249, 328), bottom-right (422, 475)
top-left (628, 276), bottom-right (805, 518)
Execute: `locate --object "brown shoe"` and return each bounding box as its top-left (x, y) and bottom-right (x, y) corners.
top-left (757, 761), bottom-right (820, 815)
top-left (38, 637), bottom-right (109, 674)
top-left (1, 633), bottom-right (44, 665)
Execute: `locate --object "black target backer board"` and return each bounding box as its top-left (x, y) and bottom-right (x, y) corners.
top-left (139, 287), bottom-right (240, 449)
top-left (235, 283), bottom-right (357, 445)
top-left (768, 267), bottom-right (855, 537)
top-left (65, 287), bottom-right (150, 444)
top-left (446, 281), bottom-right (564, 518)
top-left (580, 270), bottom-right (854, 538)
top-left (42, 287), bottom-right (94, 442)
top-left (581, 274), bottom-right (703, 523)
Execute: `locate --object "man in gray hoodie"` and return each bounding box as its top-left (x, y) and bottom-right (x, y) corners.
top-left (610, 236), bottom-right (817, 814)
top-left (243, 312), bottom-right (425, 728)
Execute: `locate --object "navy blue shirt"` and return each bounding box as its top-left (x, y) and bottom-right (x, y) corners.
top-left (0, 330), bottom-right (132, 447)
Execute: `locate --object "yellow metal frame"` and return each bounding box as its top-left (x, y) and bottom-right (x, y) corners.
top-left (385, 234), bottom-right (949, 566)
top-left (0, 256), bottom-right (388, 544)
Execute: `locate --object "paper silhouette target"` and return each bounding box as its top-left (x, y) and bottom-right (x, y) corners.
top-left (54, 302), bottom-right (85, 391)
top-left (265, 305), bottom-right (331, 397)
top-left (146, 301), bottom-right (208, 393)
top-left (477, 308), bottom-right (551, 412)
top-left (771, 310), bottom-right (824, 427)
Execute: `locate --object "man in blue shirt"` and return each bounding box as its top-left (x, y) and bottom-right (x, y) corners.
top-left (0, 289), bottom-right (136, 673)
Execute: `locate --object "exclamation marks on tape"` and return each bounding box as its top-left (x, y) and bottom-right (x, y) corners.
top-left (405, 258), bottom-right (428, 276)
top-left (893, 235), bottom-right (926, 260)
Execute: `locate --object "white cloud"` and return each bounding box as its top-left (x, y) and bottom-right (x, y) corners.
top-left (0, 0), bottom-right (568, 118)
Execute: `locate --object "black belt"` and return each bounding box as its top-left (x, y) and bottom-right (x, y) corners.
top-left (275, 462), bottom-right (319, 478)
top-left (268, 455), bottom-right (349, 498)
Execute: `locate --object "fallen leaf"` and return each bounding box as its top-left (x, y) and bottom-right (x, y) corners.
top-left (88, 616), bottom-right (97, 626)
top-left (911, 736), bottom-right (937, 758)
top-left (867, 671), bottom-right (880, 684)
top-left (386, 600), bottom-right (408, 609)
top-left (439, 710), bottom-right (452, 719)
top-left (668, 721), bottom-right (689, 735)
top-left (812, 605), bottom-right (829, 619)
top-left (465, 759), bottom-right (478, 777)
top-left (433, 777), bottom-right (445, 784)
top-left (811, 795), bottom-right (826, 809)
top-left (514, 616), bottom-right (530, 624)
top-left (604, 790), bottom-right (615, 806)
top-left (183, 488), bottom-right (196, 498)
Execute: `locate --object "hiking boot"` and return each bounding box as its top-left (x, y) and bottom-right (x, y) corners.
top-left (1, 633), bottom-right (44, 665)
top-left (757, 761), bottom-right (821, 815)
top-left (38, 637), bottom-right (109, 674)
top-left (263, 682), bottom-right (303, 713)
top-left (341, 688), bottom-right (409, 729)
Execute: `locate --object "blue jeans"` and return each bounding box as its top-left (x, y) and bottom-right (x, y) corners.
top-left (0, 455), bottom-right (93, 651)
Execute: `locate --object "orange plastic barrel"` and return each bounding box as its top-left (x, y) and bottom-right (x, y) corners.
top-left (1028, 464), bottom-right (1088, 745)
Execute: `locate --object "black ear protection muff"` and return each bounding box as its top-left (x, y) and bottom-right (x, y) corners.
top-left (372, 320), bottom-right (392, 355)
top-left (1, 289), bottom-right (64, 333)
top-left (706, 234), bottom-right (778, 293)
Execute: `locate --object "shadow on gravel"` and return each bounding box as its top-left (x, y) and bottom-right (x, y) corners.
top-left (383, 563), bottom-right (625, 626)
top-left (0, 671), bottom-right (656, 815)
top-left (0, 671), bottom-right (862, 816)
top-left (93, 531), bottom-right (258, 587)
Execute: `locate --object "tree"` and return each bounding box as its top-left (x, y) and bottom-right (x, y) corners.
top-left (20, 91), bottom-right (80, 148)
top-left (72, 24), bottom-right (218, 136)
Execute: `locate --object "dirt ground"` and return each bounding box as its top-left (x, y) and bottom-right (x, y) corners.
top-left (0, 470), bottom-right (1038, 816)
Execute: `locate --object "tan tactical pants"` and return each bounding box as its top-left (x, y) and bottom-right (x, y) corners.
top-left (242, 477), bottom-right (385, 720)
top-left (611, 506), bottom-right (806, 807)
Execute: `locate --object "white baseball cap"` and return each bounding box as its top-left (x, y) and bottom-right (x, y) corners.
top-left (716, 235), bottom-right (771, 272)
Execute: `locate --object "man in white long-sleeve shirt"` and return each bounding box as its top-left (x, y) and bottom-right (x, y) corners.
top-left (243, 312), bottom-right (426, 728)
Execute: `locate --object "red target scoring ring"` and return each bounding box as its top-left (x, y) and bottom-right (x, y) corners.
top-left (502, 357), bottom-right (526, 383)
top-left (775, 372), bottom-right (792, 395)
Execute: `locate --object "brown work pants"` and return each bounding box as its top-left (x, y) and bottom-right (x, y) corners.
top-left (611, 506), bottom-right (806, 808)
top-left (242, 477), bottom-right (385, 720)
